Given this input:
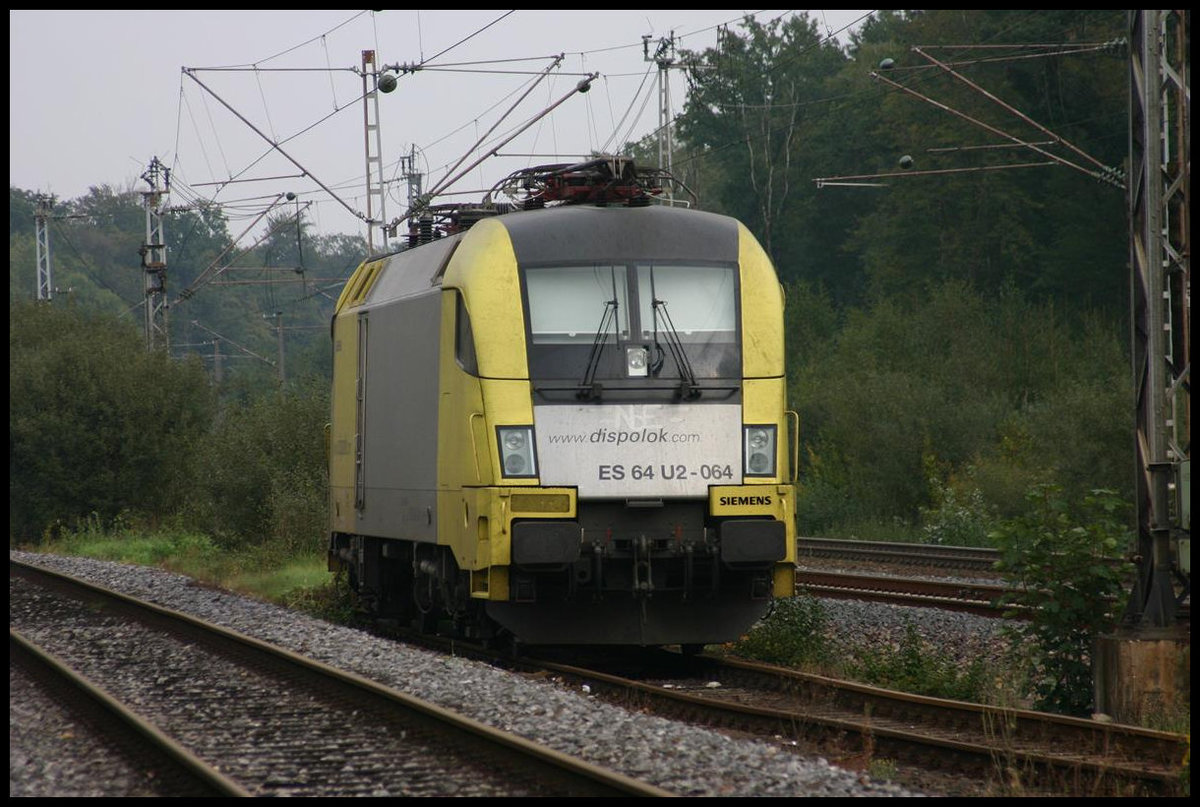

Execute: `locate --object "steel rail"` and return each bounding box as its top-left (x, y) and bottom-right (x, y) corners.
top-left (798, 537), bottom-right (1001, 570)
top-left (10, 559), bottom-right (673, 798)
top-left (10, 627), bottom-right (252, 797)
top-left (795, 569), bottom-right (1022, 619)
top-left (525, 651), bottom-right (1188, 796)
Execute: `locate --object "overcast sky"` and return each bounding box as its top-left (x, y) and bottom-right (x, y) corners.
top-left (9, 10), bottom-right (871, 240)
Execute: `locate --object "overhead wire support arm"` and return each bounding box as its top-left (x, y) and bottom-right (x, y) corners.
top-left (814, 161), bottom-right (1056, 188)
top-left (384, 71), bottom-right (599, 237)
top-left (422, 54), bottom-right (565, 204)
top-left (868, 69), bottom-right (1116, 188)
top-left (182, 67), bottom-right (366, 221)
top-left (173, 192), bottom-right (289, 303)
top-left (188, 320), bottom-right (275, 367)
top-left (910, 46), bottom-right (1123, 187)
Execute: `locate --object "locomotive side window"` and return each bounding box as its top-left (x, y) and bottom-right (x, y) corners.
top-left (524, 265), bottom-right (629, 345)
top-left (454, 292), bottom-right (478, 376)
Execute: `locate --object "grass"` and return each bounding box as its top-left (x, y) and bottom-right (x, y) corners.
top-left (12, 516), bottom-right (335, 612)
top-left (728, 593), bottom-right (996, 703)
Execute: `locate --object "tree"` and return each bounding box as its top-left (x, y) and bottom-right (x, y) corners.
top-left (9, 302), bottom-right (214, 541)
top-left (678, 13), bottom-right (848, 262)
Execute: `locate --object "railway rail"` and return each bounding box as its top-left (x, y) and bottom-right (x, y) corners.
top-left (360, 619), bottom-right (1189, 797)
top-left (522, 649), bottom-right (1190, 797)
top-left (9, 559), bottom-right (671, 798)
top-left (10, 627), bottom-right (250, 797)
top-left (795, 552), bottom-right (1187, 622)
top-left (798, 537), bottom-right (1003, 571)
top-left (795, 569), bottom-right (1019, 618)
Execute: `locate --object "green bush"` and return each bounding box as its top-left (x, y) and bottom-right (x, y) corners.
top-left (186, 376), bottom-right (329, 547)
top-left (787, 279), bottom-right (1133, 538)
top-left (9, 303), bottom-right (214, 543)
top-left (991, 485), bottom-right (1133, 716)
top-left (919, 455), bottom-right (998, 547)
top-left (731, 594), bottom-right (832, 667)
top-left (847, 620), bottom-right (988, 701)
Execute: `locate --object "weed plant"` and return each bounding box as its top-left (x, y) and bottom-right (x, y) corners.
top-left (847, 620), bottom-right (989, 701)
top-left (731, 594), bottom-right (832, 668)
top-left (991, 485), bottom-right (1133, 717)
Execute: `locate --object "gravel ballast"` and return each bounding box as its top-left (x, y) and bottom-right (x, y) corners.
top-left (9, 551), bottom-right (955, 797)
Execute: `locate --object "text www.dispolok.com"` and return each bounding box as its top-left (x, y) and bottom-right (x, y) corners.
top-left (547, 427), bottom-right (701, 445)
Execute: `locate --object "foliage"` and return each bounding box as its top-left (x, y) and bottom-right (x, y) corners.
top-left (920, 480), bottom-right (995, 548)
top-left (281, 572), bottom-right (357, 624)
top-left (32, 512), bottom-right (221, 568)
top-left (678, 13), bottom-right (851, 290)
top-left (9, 184), bottom-right (360, 392)
top-left (29, 514), bottom-right (333, 610)
top-left (9, 302), bottom-right (214, 542)
top-left (991, 485), bottom-right (1134, 716)
top-left (920, 455), bottom-right (997, 547)
top-left (732, 595), bottom-right (994, 703)
top-left (676, 11), bottom-right (1129, 314)
top-left (186, 376), bottom-right (329, 550)
top-left (730, 594), bottom-right (832, 667)
top-left (847, 620), bottom-right (989, 702)
top-left (791, 278), bottom-right (1132, 538)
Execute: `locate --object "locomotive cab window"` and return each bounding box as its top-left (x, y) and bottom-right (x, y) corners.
top-left (637, 264), bottom-right (737, 349)
top-left (521, 262), bottom-right (740, 383)
top-left (524, 265), bottom-right (630, 345)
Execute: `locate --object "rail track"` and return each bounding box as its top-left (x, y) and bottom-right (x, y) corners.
top-left (795, 539), bottom-right (1188, 621)
top-left (795, 569), bottom-right (1019, 618)
top-left (9, 559), bottom-right (671, 798)
top-left (10, 627), bottom-right (251, 797)
top-left (798, 537), bottom-right (1002, 572)
top-left (357, 619), bottom-right (1188, 797)
top-left (521, 648), bottom-right (1190, 797)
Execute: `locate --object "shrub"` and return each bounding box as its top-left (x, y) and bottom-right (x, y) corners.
top-left (731, 594), bottom-right (832, 667)
top-left (848, 620), bottom-right (988, 701)
top-left (186, 376), bottom-right (328, 546)
top-left (10, 303), bottom-right (213, 542)
top-left (991, 485), bottom-right (1133, 716)
top-left (919, 456), bottom-right (998, 547)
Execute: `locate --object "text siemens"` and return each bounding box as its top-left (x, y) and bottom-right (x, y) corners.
top-left (718, 495), bottom-right (773, 506)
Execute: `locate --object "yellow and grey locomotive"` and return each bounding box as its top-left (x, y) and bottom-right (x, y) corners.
top-left (328, 159), bottom-right (796, 647)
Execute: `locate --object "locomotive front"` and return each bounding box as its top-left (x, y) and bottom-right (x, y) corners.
top-left (460, 205), bottom-right (796, 645)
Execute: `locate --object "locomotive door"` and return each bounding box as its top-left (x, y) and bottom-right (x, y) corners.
top-left (354, 313), bottom-right (368, 513)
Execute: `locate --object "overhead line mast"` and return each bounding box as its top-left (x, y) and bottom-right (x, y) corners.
top-left (362, 50), bottom-right (389, 253)
top-left (141, 157), bottom-right (170, 352)
top-left (34, 194), bottom-right (54, 301)
top-left (1095, 8), bottom-right (1190, 727)
top-left (644, 32), bottom-right (679, 205)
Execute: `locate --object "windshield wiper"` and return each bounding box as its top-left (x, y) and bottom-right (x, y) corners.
top-left (652, 297), bottom-right (700, 400)
top-left (577, 298), bottom-right (617, 400)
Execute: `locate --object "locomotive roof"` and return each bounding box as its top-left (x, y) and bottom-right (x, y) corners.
top-left (357, 204), bottom-right (741, 310)
top-left (499, 204), bottom-right (739, 266)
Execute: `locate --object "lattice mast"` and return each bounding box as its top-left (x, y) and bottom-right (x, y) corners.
top-left (141, 157), bottom-right (170, 352)
top-left (1125, 9), bottom-right (1190, 627)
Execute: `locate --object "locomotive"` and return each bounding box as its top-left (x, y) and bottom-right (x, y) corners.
top-left (327, 158), bottom-right (796, 648)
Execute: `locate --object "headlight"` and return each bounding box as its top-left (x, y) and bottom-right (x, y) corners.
top-left (497, 425), bottom-right (537, 478)
top-left (626, 345), bottom-right (649, 377)
top-left (743, 425), bottom-right (776, 477)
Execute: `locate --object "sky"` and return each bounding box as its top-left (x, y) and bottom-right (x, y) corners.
top-left (9, 10), bottom-right (871, 243)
